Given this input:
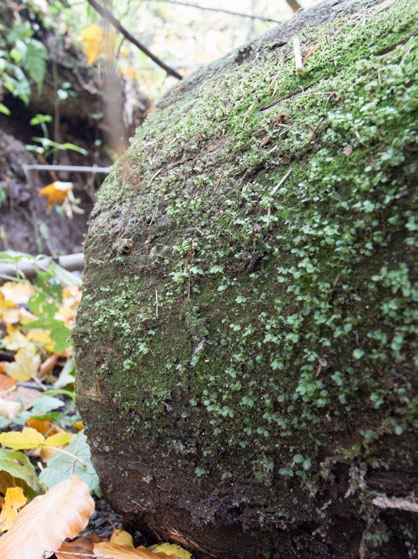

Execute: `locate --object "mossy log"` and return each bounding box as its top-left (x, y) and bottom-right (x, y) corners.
top-left (75, 0), bottom-right (417, 557)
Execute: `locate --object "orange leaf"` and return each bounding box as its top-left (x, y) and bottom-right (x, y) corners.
top-left (94, 542), bottom-right (178, 559)
top-left (56, 534), bottom-right (102, 559)
top-left (26, 418), bottom-right (61, 436)
top-left (0, 487), bottom-right (27, 532)
top-left (0, 375), bottom-right (16, 397)
top-left (0, 475), bottom-right (95, 559)
top-left (38, 182), bottom-right (73, 213)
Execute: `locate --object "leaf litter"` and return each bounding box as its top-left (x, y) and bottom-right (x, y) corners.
top-left (0, 254), bottom-right (193, 558)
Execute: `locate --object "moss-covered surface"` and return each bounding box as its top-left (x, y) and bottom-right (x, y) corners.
top-left (75, 0), bottom-right (418, 557)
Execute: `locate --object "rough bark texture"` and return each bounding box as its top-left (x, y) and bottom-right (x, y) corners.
top-left (75, 1), bottom-right (417, 557)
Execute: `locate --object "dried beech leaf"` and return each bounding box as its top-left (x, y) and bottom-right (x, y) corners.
top-left (56, 534), bottom-right (102, 559)
top-left (94, 542), bottom-right (178, 559)
top-left (0, 399), bottom-right (22, 420)
top-left (0, 475), bottom-right (95, 559)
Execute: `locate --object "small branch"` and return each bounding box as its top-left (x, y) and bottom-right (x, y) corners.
top-left (86, 0), bottom-right (183, 80)
top-left (293, 36), bottom-right (303, 74)
top-left (373, 496), bottom-right (418, 513)
top-left (0, 253), bottom-right (85, 280)
top-left (148, 0), bottom-right (282, 23)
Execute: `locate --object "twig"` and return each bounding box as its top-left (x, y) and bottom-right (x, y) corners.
top-left (0, 253), bottom-right (84, 279)
top-left (86, 0), bottom-right (183, 80)
top-left (373, 496), bottom-right (418, 513)
top-left (44, 552), bottom-right (104, 558)
top-left (293, 36), bottom-right (303, 74)
top-left (148, 0), bottom-right (282, 23)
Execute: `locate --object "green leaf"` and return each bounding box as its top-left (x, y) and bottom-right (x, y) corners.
top-left (24, 317), bottom-right (71, 353)
top-left (39, 431), bottom-right (101, 496)
top-left (21, 38), bottom-right (47, 90)
top-left (31, 395), bottom-right (64, 414)
top-left (0, 448), bottom-right (41, 492)
top-left (0, 102), bottom-right (11, 115)
top-left (30, 114), bottom-right (52, 126)
top-left (54, 358), bottom-right (76, 389)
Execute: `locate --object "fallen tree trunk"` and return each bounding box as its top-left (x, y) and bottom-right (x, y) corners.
top-left (75, 1), bottom-right (417, 557)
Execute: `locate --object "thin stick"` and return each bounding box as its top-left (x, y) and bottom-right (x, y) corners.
top-left (293, 36), bottom-right (303, 74)
top-left (86, 0), bottom-right (183, 80)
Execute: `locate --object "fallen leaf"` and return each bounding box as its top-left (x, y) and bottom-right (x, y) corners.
top-left (2, 325), bottom-right (35, 353)
top-left (56, 534), bottom-right (102, 559)
top-left (2, 385), bottom-right (41, 411)
top-left (26, 418), bottom-right (61, 436)
top-left (39, 431), bottom-right (101, 497)
top-left (0, 426), bottom-right (71, 451)
top-left (94, 542), bottom-right (178, 559)
top-left (110, 525), bottom-right (134, 547)
top-left (0, 475), bottom-right (95, 559)
top-left (0, 282), bottom-right (33, 305)
top-left (0, 427), bottom-right (44, 450)
top-left (38, 181), bottom-right (73, 213)
top-left (150, 543), bottom-right (193, 559)
top-left (0, 486), bottom-right (27, 532)
top-left (0, 399), bottom-right (22, 420)
top-left (4, 347), bottom-right (41, 382)
top-left (0, 449), bottom-right (41, 493)
top-left (0, 374), bottom-right (16, 396)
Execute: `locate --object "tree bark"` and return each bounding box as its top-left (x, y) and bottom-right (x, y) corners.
top-left (75, 1), bottom-right (418, 557)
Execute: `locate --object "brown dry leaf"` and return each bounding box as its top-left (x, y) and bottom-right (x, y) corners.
top-left (56, 534), bottom-right (102, 559)
top-left (2, 385), bottom-right (41, 411)
top-left (0, 475), bottom-right (95, 559)
top-left (94, 542), bottom-right (178, 559)
top-left (0, 486), bottom-right (27, 532)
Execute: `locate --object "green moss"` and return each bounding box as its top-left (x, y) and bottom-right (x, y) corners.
top-left (76, 0), bottom-right (417, 523)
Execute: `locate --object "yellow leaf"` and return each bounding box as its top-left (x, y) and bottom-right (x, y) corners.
top-left (110, 526), bottom-right (134, 547)
top-left (81, 24), bottom-right (115, 64)
top-left (0, 486), bottom-right (27, 532)
top-left (44, 432), bottom-right (73, 447)
top-left (38, 181), bottom-right (73, 213)
top-left (26, 329), bottom-right (54, 353)
top-left (94, 543), bottom-right (178, 559)
top-left (2, 325), bottom-right (36, 353)
top-left (4, 347), bottom-right (41, 382)
top-left (81, 24), bottom-right (104, 64)
top-left (0, 427), bottom-right (44, 450)
top-left (0, 475), bottom-right (95, 559)
top-left (150, 543), bottom-right (193, 559)
top-left (0, 281), bottom-right (33, 306)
